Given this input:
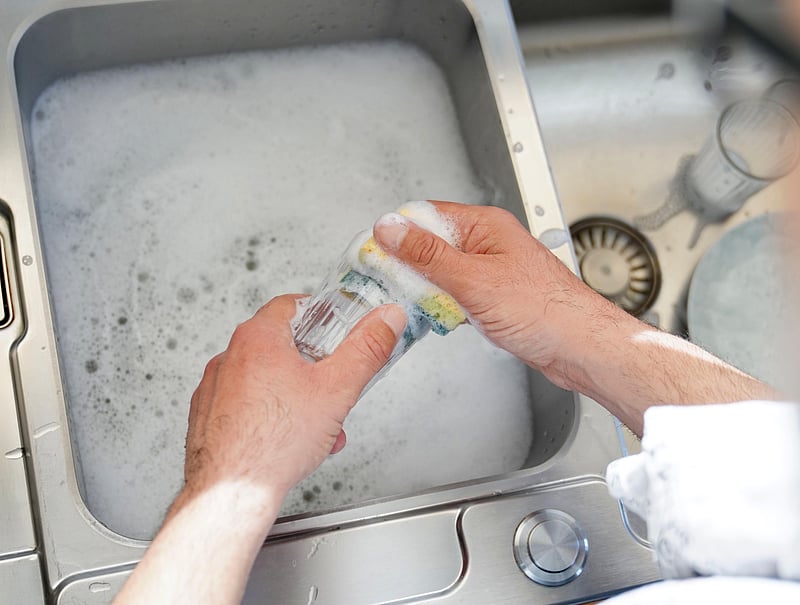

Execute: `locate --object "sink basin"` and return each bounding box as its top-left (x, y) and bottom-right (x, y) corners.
top-left (516, 5), bottom-right (793, 335)
top-left (0, 0), bottom-right (658, 602)
top-left (510, 0), bottom-right (798, 544)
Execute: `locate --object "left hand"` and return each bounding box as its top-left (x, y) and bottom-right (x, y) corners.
top-left (183, 294), bottom-right (406, 505)
top-left (113, 295), bottom-right (405, 605)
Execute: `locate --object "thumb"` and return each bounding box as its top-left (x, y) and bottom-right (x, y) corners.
top-left (321, 304), bottom-right (407, 394)
top-left (373, 212), bottom-right (471, 296)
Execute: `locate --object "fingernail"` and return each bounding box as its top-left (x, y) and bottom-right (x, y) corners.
top-left (374, 213), bottom-right (409, 251)
top-left (380, 304), bottom-right (407, 339)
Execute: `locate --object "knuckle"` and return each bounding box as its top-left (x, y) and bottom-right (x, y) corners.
top-left (486, 205), bottom-right (517, 222)
top-left (480, 206), bottom-right (523, 234)
top-left (356, 326), bottom-right (395, 366)
top-left (203, 353), bottom-right (224, 377)
top-left (256, 294), bottom-right (281, 315)
top-left (407, 233), bottom-right (446, 270)
top-left (229, 322), bottom-right (252, 348)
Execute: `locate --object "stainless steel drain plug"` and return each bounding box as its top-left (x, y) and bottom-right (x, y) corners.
top-left (570, 216), bottom-right (661, 316)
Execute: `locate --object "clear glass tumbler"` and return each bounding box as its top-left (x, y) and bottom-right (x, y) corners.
top-left (685, 99), bottom-right (799, 219)
top-left (292, 231), bottom-right (431, 385)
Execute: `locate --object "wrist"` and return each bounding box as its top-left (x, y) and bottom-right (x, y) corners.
top-left (541, 290), bottom-right (639, 393)
top-left (118, 479), bottom-right (284, 604)
top-left (555, 304), bottom-right (652, 433)
top-left (168, 479), bottom-right (285, 537)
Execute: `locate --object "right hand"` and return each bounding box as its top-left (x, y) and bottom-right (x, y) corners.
top-left (373, 201), bottom-right (624, 389)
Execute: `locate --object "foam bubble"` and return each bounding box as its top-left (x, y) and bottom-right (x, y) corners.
top-left (343, 200), bottom-right (462, 312)
top-left (31, 41), bottom-right (533, 538)
top-left (396, 200), bottom-right (459, 245)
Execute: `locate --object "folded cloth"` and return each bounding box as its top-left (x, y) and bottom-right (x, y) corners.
top-left (606, 401), bottom-right (800, 580)
top-left (604, 576), bottom-right (800, 605)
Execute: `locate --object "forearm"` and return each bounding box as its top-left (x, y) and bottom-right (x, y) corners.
top-left (114, 481), bottom-right (283, 605)
top-left (554, 302), bottom-right (781, 436)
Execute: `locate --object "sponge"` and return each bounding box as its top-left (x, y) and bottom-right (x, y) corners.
top-left (415, 292), bottom-right (465, 335)
top-left (345, 200), bottom-right (466, 335)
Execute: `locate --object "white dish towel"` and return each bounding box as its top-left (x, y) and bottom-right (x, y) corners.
top-left (606, 401), bottom-right (800, 580)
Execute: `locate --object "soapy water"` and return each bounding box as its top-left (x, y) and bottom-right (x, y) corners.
top-left (293, 201), bottom-right (466, 366)
top-left (31, 41), bottom-right (533, 539)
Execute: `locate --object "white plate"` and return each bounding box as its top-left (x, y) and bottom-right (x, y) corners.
top-left (687, 213), bottom-right (799, 393)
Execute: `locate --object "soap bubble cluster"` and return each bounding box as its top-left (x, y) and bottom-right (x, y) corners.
top-left (31, 41), bottom-right (533, 539)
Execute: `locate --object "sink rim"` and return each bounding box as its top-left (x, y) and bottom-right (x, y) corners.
top-left (1, 0), bottom-right (631, 596)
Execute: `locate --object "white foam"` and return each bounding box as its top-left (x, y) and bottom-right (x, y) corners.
top-left (31, 41), bottom-right (533, 538)
top-left (343, 201), bottom-right (463, 314)
top-left (394, 200), bottom-right (459, 245)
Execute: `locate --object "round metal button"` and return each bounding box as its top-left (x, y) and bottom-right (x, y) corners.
top-left (528, 518), bottom-right (580, 573)
top-left (513, 509), bottom-right (588, 586)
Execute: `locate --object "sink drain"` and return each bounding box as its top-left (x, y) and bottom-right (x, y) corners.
top-left (570, 217), bottom-right (661, 316)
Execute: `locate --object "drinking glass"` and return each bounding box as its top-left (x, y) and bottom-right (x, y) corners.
top-left (685, 99), bottom-right (799, 219)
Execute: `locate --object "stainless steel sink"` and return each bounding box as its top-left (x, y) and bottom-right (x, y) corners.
top-left (516, 5), bottom-right (794, 335)
top-left (0, 0), bottom-right (663, 603)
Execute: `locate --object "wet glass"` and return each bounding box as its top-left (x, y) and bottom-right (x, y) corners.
top-left (292, 231), bottom-right (432, 388)
top-left (685, 99), bottom-right (799, 219)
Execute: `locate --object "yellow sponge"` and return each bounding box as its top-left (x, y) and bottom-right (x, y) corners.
top-left (351, 202), bottom-right (466, 335)
top-left (416, 292), bottom-right (466, 335)
top-left (357, 236), bottom-right (388, 266)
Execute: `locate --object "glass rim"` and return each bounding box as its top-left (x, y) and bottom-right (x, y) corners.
top-left (715, 98), bottom-right (800, 182)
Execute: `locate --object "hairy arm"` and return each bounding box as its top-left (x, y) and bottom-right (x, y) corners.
top-left (373, 200), bottom-right (780, 436)
top-left (556, 299), bottom-right (779, 435)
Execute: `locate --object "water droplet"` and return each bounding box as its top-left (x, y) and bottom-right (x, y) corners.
top-left (33, 422), bottom-right (60, 439)
top-left (22, 255), bottom-right (33, 266)
top-left (4, 447), bottom-right (23, 460)
top-left (88, 582), bottom-right (111, 593)
top-left (512, 142), bottom-right (524, 153)
top-left (656, 62), bottom-right (675, 80)
top-left (538, 228), bottom-right (570, 249)
top-left (306, 536), bottom-right (327, 559)
top-left (177, 287), bottom-right (197, 304)
top-left (307, 585), bottom-right (319, 604)
top-left (713, 45), bottom-right (732, 64)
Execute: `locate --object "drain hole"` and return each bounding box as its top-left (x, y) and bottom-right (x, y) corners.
top-left (570, 216), bottom-right (661, 316)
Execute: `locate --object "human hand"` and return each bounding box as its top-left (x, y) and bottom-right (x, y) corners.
top-left (373, 201), bottom-right (622, 389)
top-left (182, 294), bottom-right (406, 505)
top-left (115, 296), bottom-right (405, 605)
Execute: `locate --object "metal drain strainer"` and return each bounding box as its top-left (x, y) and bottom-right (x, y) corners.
top-left (570, 217), bottom-right (661, 316)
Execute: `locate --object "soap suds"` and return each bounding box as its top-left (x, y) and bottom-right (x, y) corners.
top-left (346, 201), bottom-right (462, 310)
top-left (31, 41), bottom-right (533, 539)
